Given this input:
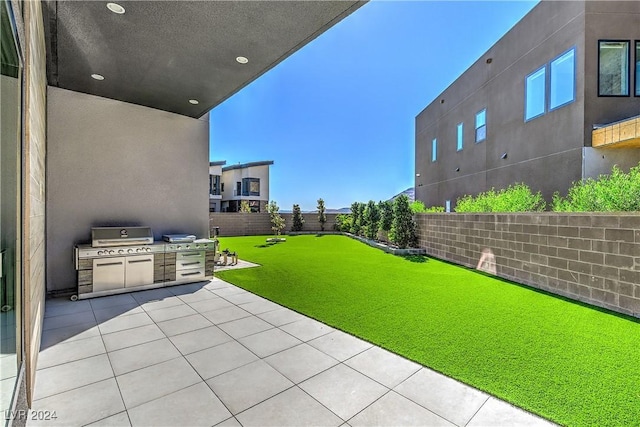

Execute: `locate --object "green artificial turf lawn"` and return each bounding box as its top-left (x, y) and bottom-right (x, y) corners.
top-left (215, 235), bottom-right (640, 427)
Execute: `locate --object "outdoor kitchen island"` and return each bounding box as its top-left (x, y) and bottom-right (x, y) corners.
top-left (74, 227), bottom-right (217, 300)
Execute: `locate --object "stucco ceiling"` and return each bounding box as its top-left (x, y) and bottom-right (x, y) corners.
top-left (43, 1), bottom-right (365, 118)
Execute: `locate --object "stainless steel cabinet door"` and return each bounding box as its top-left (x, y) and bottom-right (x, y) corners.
top-left (125, 254), bottom-right (154, 287)
top-left (93, 257), bottom-right (126, 292)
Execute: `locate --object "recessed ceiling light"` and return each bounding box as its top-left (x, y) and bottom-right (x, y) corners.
top-left (189, 99), bottom-right (199, 105)
top-left (236, 56), bottom-right (249, 64)
top-left (107, 3), bottom-right (125, 14)
top-left (91, 74), bottom-right (105, 80)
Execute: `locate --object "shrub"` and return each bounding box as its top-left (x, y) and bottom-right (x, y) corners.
top-left (239, 200), bottom-right (251, 213)
top-left (334, 214), bottom-right (352, 232)
top-left (389, 194), bottom-right (418, 248)
top-left (317, 198), bottom-right (327, 231)
top-left (455, 183), bottom-right (546, 212)
top-left (552, 164), bottom-right (640, 212)
top-left (409, 201), bottom-right (426, 213)
top-left (424, 205), bottom-right (445, 213)
top-left (363, 200), bottom-right (380, 240)
top-left (291, 204), bottom-right (305, 231)
top-left (267, 201), bottom-right (285, 236)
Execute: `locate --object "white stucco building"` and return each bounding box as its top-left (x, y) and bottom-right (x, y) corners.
top-left (209, 160), bottom-right (274, 212)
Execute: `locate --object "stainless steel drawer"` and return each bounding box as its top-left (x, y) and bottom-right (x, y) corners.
top-left (176, 268), bottom-right (205, 281)
top-left (176, 251), bottom-right (205, 261)
top-left (176, 251), bottom-right (205, 270)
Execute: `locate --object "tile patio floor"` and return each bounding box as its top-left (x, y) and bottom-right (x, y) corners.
top-left (30, 277), bottom-right (555, 426)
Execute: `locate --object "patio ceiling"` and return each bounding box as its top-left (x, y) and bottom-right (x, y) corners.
top-left (43, 0), bottom-right (365, 118)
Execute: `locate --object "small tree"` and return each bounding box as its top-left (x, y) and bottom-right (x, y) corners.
top-left (363, 200), bottom-right (380, 240)
top-left (317, 198), bottom-right (327, 231)
top-left (350, 202), bottom-right (363, 235)
top-left (267, 200), bottom-right (285, 236)
top-left (378, 200), bottom-right (393, 238)
top-left (389, 194), bottom-right (418, 248)
top-left (291, 204), bottom-right (305, 231)
top-left (239, 200), bottom-right (251, 213)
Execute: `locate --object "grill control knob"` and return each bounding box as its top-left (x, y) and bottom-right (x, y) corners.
top-left (177, 245), bottom-right (181, 250)
top-left (186, 245), bottom-right (190, 249)
top-left (118, 250), bottom-right (124, 254)
top-left (108, 250), bottom-right (115, 255)
top-left (146, 247), bottom-right (151, 252)
top-left (97, 251), bottom-right (104, 256)
top-left (128, 249), bottom-right (133, 254)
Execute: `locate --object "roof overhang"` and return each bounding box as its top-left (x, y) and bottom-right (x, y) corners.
top-left (222, 160), bottom-right (274, 171)
top-left (592, 116), bottom-right (640, 149)
top-left (43, 1), bottom-right (366, 118)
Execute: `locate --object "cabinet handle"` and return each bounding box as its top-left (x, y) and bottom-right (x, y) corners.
top-left (182, 261), bottom-right (201, 266)
top-left (96, 261), bottom-right (123, 267)
top-left (181, 253), bottom-right (201, 257)
top-left (180, 271), bottom-right (201, 277)
top-left (128, 259), bottom-right (152, 264)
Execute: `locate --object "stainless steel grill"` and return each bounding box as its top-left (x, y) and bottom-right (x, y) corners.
top-left (74, 226), bottom-right (217, 300)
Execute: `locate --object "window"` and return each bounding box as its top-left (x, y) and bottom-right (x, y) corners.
top-left (235, 181), bottom-right (241, 196)
top-left (241, 178), bottom-right (260, 196)
top-left (209, 175), bottom-right (221, 195)
top-left (525, 66), bottom-right (546, 120)
top-left (599, 40), bottom-right (629, 96)
top-left (431, 138), bottom-right (437, 162)
top-left (456, 123), bottom-right (463, 151)
top-left (636, 41), bottom-right (640, 96)
top-left (550, 48), bottom-right (575, 109)
top-left (445, 200), bottom-right (451, 213)
top-left (475, 109), bottom-right (486, 142)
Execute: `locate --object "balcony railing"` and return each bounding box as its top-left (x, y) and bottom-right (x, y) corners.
top-left (234, 190), bottom-right (260, 197)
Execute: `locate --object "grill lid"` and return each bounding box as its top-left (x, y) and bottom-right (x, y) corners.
top-left (91, 226), bottom-right (153, 247)
top-left (163, 234), bottom-right (196, 243)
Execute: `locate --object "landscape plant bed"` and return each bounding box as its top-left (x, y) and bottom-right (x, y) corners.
top-left (215, 234), bottom-right (640, 427)
top-left (345, 232), bottom-right (426, 255)
top-left (288, 231), bottom-right (426, 255)
top-left (265, 237), bottom-right (287, 243)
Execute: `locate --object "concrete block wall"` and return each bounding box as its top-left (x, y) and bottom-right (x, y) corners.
top-left (210, 212), bottom-right (339, 236)
top-left (415, 213), bottom-right (640, 318)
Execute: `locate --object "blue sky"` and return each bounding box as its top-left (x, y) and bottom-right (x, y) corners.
top-left (210, 0), bottom-right (539, 211)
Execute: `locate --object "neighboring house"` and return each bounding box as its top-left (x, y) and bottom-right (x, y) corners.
top-left (219, 161), bottom-right (274, 212)
top-left (1, 0), bottom-right (363, 415)
top-left (415, 1), bottom-right (640, 210)
top-left (209, 161), bottom-right (226, 212)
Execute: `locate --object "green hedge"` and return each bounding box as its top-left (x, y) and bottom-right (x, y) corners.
top-left (552, 164), bottom-right (640, 212)
top-left (455, 183), bottom-right (546, 213)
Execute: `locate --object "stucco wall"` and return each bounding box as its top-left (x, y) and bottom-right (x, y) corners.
top-left (46, 87), bottom-right (210, 293)
top-left (210, 212), bottom-right (339, 236)
top-left (583, 1), bottom-right (640, 143)
top-left (415, 1), bottom-right (587, 209)
top-left (416, 213), bottom-right (640, 318)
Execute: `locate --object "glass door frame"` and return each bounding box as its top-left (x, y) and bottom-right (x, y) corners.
top-left (1, 0), bottom-right (25, 419)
